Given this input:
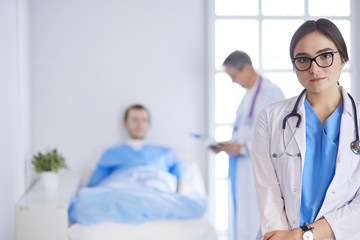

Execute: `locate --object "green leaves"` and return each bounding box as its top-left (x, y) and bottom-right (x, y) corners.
top-left (31, 148), bottom-right (70, 174)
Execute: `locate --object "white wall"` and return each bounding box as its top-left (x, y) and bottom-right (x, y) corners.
top-left (30, 0), bottom-right (207, 181)
top-left (0, 0), bottom-right (30, 239)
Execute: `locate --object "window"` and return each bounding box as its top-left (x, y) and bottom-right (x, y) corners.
top-left (208, 1), bottom-right (352, 239)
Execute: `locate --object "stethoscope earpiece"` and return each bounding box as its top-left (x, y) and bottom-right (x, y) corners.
top-left (350, 140), bottom-right (360, 155)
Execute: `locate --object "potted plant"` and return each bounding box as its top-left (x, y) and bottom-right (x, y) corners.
top-left (32, 148), bottom-right (70, 190)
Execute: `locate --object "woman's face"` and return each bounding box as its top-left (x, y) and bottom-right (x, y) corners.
top-left (293, 31), bottom-right (344, 94)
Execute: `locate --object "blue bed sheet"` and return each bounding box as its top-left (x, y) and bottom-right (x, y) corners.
top-left (68, 166), bottom-right (207, 225)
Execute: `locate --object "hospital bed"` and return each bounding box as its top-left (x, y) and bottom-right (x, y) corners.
top-left (68, 159), bottom-right (217, 240)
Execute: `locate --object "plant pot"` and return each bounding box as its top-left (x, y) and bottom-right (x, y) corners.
top-left (40, 172), bottom-right (59, 190)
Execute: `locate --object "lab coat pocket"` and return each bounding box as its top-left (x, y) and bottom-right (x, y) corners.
top-left (274, 154), bottom-right (302, 195)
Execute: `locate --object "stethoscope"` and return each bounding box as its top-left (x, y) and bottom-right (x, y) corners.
top-left (273, 89), bottom-right (360, 158)
top-left (233, 76), bottom-right (263, 132)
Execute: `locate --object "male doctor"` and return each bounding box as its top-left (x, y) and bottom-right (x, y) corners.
top-left (210, 51), bottom-right (285, 240)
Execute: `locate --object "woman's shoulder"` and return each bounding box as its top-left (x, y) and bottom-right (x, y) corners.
top-left (254, 97), bottom-right (300, 133)
top-left (262, 96), bottom-right (298, 113)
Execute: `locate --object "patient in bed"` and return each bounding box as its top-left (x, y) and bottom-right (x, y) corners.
top-left (68, 104), bottom-right (207, 225)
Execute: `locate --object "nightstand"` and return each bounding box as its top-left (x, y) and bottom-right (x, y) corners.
top-left (15, 173), bottom-right (81, 240)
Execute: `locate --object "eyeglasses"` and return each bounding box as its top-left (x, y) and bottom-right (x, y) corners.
top-left (292, 51), bottom-right (339, 72)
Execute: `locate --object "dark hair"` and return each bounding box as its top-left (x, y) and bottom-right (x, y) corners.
top-left (290, 18), bottom-right (349, 63)
top-left (123, 104), bottom-right (150, 122)
top-left (223, 50), bottom-right (253, 70)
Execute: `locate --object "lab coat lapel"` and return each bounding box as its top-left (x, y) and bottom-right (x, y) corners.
top-left (336, 87), bottom-right (356, 166)
top-left (337, 107), bottom-right (355, 163)
top-left (316, 87), bottom-right (356, 220)
top-left (284, 95), bottom-right (306, 162)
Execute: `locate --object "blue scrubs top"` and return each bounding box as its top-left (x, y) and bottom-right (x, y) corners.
top-left (299, 99), bottom-right (343, 226)
top-left (88, 145), bottom-right (184, 186)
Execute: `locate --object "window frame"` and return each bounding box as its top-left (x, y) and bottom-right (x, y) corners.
top-left (206, 1), bottom-right (354, 239)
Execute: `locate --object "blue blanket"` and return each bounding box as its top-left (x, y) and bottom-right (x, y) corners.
top-left (68, 166), bottom-right (207, 225)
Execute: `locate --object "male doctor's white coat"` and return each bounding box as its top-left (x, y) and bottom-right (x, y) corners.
top-left (251, 86), bottom-right (360, 240)
top-left (230, 75), bottom-right (284, 240)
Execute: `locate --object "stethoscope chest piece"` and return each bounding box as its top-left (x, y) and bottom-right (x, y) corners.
top-left (350, 140), bottom-right (360, 155)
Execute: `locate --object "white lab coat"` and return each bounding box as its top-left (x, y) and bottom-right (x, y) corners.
top-left (251, 86), bottom-right (360, 240)
top-left (231, 76), bottom-right (285, 240)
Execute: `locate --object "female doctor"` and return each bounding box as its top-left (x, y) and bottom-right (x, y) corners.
top-left (251, 18), bottom-right (360, 240)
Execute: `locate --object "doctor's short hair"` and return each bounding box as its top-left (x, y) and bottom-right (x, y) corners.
top-left (123, 104), bottom-right (150, 122)
top-left (290, 18), bottom-right (349, 63)
top-left (223, 50), bottom-right (253, 70)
